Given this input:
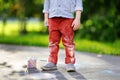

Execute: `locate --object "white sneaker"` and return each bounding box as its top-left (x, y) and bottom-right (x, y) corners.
top-left (41, 62), bottom-right (57, 71)
top-left (66, 63), bottom-right (76, 72)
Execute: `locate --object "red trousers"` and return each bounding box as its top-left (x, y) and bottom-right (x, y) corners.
top-left (48, 17), bottom-right (75, 64)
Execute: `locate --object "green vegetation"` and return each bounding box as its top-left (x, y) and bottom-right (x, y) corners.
top-left (75, 39), bottom-right (120, 55)
top-left (0, 20), bottom-right (46, 36)
top-left (0, 0), bottom-right (120, 42)
top-left (80, 0), bottom-right (120, 42)
top-left (0, 33), bottom-right (48, 47)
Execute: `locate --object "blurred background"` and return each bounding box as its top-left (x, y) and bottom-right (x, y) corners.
top-left (0, 0), bottom-right (120, 55)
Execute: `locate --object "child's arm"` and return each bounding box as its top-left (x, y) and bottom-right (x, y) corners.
top-left (72, 10), bottom-right (82, 31)
top-left (72, 0), bottom-right (83, 31)
top-left (44, 13), bottom-right (49, 26)
top-left (43, 0), bottom-right (49, 26)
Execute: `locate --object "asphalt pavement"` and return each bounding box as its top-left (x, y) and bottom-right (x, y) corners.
top-left (0, 44), bottom-right (120, 80)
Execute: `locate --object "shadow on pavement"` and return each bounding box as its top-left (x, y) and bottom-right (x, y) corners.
top-left (42, 70), bottom-right (68, 80)
top-left (42, 70), bottom-right (87, 80)
top-left (68, 71), bottom-right (87, 80)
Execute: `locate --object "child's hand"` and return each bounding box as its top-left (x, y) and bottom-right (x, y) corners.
top-left (44, 18), bottom-right (49, 27)
top-left (72, 18), bottom-right (80, 31)
top-left (44, 13), bottom-right (49, 27)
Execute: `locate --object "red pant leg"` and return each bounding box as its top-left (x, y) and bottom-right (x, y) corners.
top-left (48, 18), bottom-right (61, 64)
top-left (60, 18), bottom-right (75, 64)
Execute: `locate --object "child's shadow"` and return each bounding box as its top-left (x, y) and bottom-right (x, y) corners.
top-left (68, 71), bottom-right (87, 80)
top-left (42, 70), bottom-right (86, 80)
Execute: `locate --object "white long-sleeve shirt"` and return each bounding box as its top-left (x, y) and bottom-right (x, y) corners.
top-left (43, 0), bottom-right (83, 18)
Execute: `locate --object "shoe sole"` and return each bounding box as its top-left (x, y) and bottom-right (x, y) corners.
top-left (66, 68), bottom-right (76, 72)
top-left (67, 69), bottom-right (76, 72)
top-left (41, 67), bottom-right (57, 71)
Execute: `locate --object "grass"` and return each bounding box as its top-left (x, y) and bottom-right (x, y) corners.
top-left (75, 39), bottom-right (120, 55)
top-left (0, 33), bottom-right (48, 47)
top-left (0, 20), bottom-right (120, 56)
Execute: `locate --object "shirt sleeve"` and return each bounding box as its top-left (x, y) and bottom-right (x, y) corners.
top-left (75, 0), bottom-right (83, 12)
top-left (43, 0), bottom-right (50, 13)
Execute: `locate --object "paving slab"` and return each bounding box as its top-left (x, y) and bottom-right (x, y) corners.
top-left (0, 44), bottom-right (120, 80)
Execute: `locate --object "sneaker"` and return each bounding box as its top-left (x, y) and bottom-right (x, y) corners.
top-left (66, 63), bottom-right (76, 72)
top-left (41, 62), bottom-right (57, 71)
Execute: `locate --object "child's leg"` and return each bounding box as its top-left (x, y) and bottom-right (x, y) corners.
top-left (48, 18), bottom-right (61, 64)
top-left (48, 31), bottom-right (61, 64)
top-left (60, 18), bottom-right (75, 64)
